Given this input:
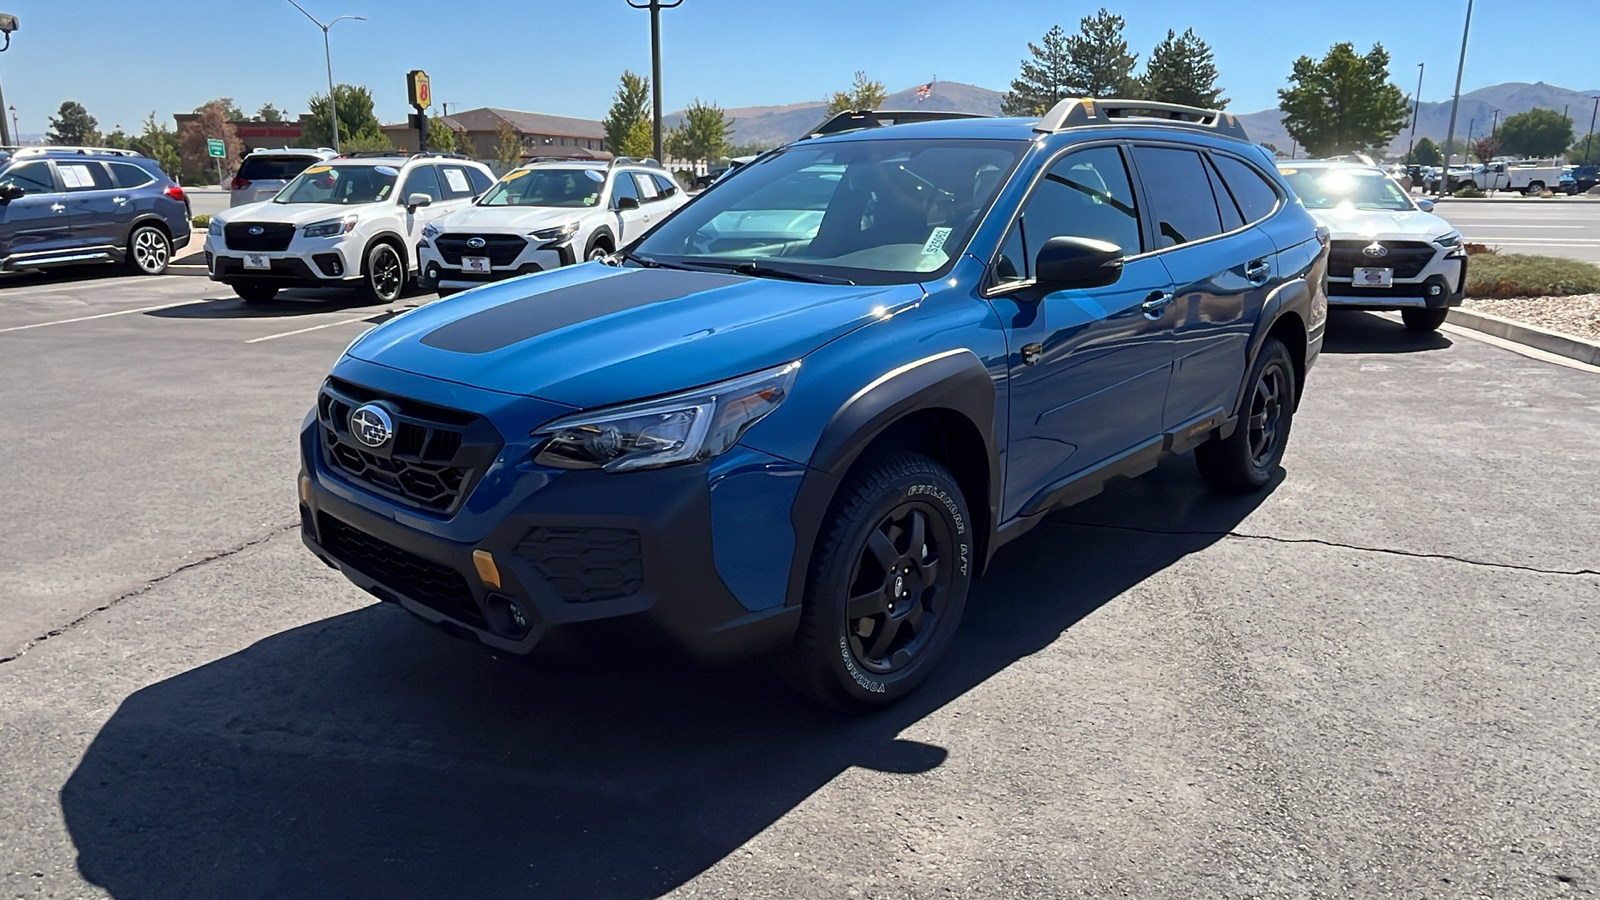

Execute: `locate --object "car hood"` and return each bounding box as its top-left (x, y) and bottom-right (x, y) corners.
top-left (217, 201), bottom-right (381, 226)
top-left (1305, 206), bottom-right (1454, 241)
top-left (433, 205), bottom-right (595, 233)
top-left (347, 264), bottom-right (923, 409)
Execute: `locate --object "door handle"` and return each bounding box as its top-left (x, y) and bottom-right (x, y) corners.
top-left (1142, 290), bottom-right (1175, 320)
top-left (113, 196), bottom-right (129, 205)
top-left (1246, 258), bottom-right (1272, 286)
top-left (51, 203), bottom-right (66, 213)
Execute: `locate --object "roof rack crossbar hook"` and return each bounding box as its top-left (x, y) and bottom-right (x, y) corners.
top-left (1034, 98), bottom-right (1249, 141)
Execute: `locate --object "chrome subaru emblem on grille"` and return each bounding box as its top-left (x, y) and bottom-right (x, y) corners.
top-left (248, 225), bottom-right (265, 236)
top-left (349, 404), bottom-right (394, 449)
top-left (466, 236), bottom-right (487, 250)
top-left (1362, 242), bottom-right (1389, 258)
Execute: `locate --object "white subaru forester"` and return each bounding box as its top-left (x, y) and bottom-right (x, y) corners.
top-left (207, 153), bottom-right (495, 303)
top-left (416, 158), bottom-right (688, 296)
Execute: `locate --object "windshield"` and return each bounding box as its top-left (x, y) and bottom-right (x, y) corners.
top-left (479, 168), bottom-right (603, 208)
top-left (275, 164), bottom-right (398, 205)
top-left (1280, 168), bottom-right (1415, 212)
top-left (633, 138), bottom-right (1025, 285)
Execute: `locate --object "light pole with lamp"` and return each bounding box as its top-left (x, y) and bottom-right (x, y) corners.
top-left (626, 0), bottom-right (684, 164)
top-left (286, 0), bottom-right (365, 154)
top-left (1438, 0), bottom-right (1473, 196)
top-left (1407, 62), bottom-right (1424, 161)
top-left (0, 14), bottom-right (18, 147)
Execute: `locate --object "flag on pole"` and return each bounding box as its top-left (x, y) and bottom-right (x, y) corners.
top-left (916, 82), bottom-right (933, 103)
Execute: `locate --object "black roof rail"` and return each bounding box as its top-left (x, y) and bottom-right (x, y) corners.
top-left (1034, 98), bottom-right (1249, 142)
top-left (334, 150), bottom-right (407, 159)
top-left (808, 109), bottom-right (989, 139)
top-left (410, 151), bottom-right (473, 161)
top-left (609, 156), bottom-right (664, 169)
top-left (8, 145), bottom-right (147, 158)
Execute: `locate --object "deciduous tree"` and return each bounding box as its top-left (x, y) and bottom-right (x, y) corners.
top-left (826, 71), bottom-right (888, 116)
top-left (1408, 137), bottom-right (1442, 167)
top-left (46, 101), bottom-right (99, 145)
top-left (602, 71), bottom-right (651, 156)
top-left (1496, 108), bottom-right (1575, 159)
top-left (1470, 135), bottom-right (1501, 163)
top-left (178, 99), bottom-right (245, 180)
top-left (131, 113), bottom-right (181, 179)
top-left (256, 103), bottom-right (286, 123)
top-left (665, 100), bottom-right (734, 169)
top-left (1141, 28), bottom-right (1227, 109)
top-left (427, 117), bottom-right (457, 153)
top-left (494, 120), bottom-right (524, 171)
top-left (304, 85), bottom-right (385, 148)
top-left (1278, 43), bottom-right (1410, 157)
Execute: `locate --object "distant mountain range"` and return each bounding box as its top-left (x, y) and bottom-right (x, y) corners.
top-left (668, 80), bottom-right (1600, 158)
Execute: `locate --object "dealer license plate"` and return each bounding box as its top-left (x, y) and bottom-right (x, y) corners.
top-left (242, 253), bottom-right (272, 270)
top-left (462, 256), bottom-right (491, 274)
top-left (1352, 267), bottom-right (1393, 288)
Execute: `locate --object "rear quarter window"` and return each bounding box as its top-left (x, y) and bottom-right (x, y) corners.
top-left (1211, 154), bottom-right (1282, 224)
top-left (238, 155), bottom-right (322, 182)
top-left (109, 162), bottom-right (156, 189)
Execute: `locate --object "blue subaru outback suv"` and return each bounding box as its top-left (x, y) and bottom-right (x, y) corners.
top-left (0, 147), bottom-right (189, 276)
top-left (299, 100), bottom-right (1328, 710)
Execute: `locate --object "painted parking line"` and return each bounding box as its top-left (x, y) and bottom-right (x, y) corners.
top-left (243, 316), bottom-right (375, 344)
top-left (0, 300), bottom-right (200, 335)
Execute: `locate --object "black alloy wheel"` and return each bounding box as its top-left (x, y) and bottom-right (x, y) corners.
top-left (1195, 337), bottom-right (1297, 493)
top-left (845, 503), bottom-right (953, 675)
top-left (363, 243), bottom-right (405, 303)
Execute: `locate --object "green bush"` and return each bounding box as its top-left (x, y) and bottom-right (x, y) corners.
top-left (191, 214), bottom-right (211, 230)
top-left (1466, 253), bottom-right (1600, 298)
top-left (1453, 185), bottom-right (1486, 198)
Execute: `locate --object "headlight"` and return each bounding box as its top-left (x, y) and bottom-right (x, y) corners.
top-left (304, 215), bottom-right (358, 238)
top-left (533, 362), bottom-right (800, 473)
top-left (530, 222), bottom-right (580, 243)
top-left (1434, 232), bottom-right (1463, 248)
top-left (421, 222), bottom-right (440, 241)
top-left (208, 218), bottom-right (223, 236)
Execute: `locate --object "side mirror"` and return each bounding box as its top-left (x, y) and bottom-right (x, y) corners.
top-left (1034, 236), bottom-right (1124, 291)
top-left (405, 192), bottom-right (432, 211)
top-left (1416, 198), bottom-right (1436, 213)
top-left (0, 182), bottom-right (23, 203)
top-left (615, 196), bottom-right (641, 211)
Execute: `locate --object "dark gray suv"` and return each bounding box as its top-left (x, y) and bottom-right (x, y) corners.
top-left (0, 147), bottom-right (191, 277)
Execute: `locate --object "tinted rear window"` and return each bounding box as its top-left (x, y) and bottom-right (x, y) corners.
top-left (238, 155), bottom-right (321, 182)
top-left (1131, 146), bottom-right (1224, 248)
top-left (1212, 155), bottom-right (1281, 224)
top-left (109, 162), bottom-right (156, 189)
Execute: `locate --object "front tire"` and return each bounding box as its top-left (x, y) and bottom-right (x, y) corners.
top-left (125, 225), bottom-right (171, 275)
top-left (583, 234), bottom-right (613, 263)
top-left (1401, 307), bottom-right (1449, 332)
top-left (360, 242), bottom-right (406, 304)
top-left (1195, 337), bottom-right (1296, 494)
top-left (784, 452), bottom-right (974, 712)
top-left (232, 282), bottom-right (278, 303)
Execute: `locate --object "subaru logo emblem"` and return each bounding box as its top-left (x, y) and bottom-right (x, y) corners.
top-left (349, 404), bottom-right (394, 449)
top-left (466, 236), bottom-right (487, 250)
top-left (1362, 242), bottom-right (1389, 258)
top-left (248, 226), bottom-right (265, 236)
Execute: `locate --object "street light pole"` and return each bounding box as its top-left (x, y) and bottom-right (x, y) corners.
top-left (286, 0), bottom-right (365, 154)
top-left (1439, 0), bottom-right (1473, 196)
top-left (1407, 62), bottom-right (1424, 160)
top-left (0, 12), bottom-right (18, 148)
top-left (626, 0), bottom-right (684, 163)
top-left (1586, 96), bottom-right (1599, 165)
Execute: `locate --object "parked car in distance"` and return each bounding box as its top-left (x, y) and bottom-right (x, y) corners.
top-left (206, 152), bottom-right (495, 303)
top-left (417, 157), bottom-right (688, 296)
top-left (1469, 158), bottom-right (1564, 196)
top-left (299, 99), bottom-right (1327, 710)
top-left (1279, 160), bottom-right (1465, 332)
top-left (0, 146), bottom-right (190, 277)
top-left (230, 147), bottom-right (337, 206)
top-left (1564, 164), bottom-right (1599, 195)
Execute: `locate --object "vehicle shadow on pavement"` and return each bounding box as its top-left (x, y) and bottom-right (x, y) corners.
top-left (144, 292), bottom-right (389, 318)
top-left (60, 457), bottom-right (1270, 900)
top-left (1321, 309), bottom-right (1453, 354)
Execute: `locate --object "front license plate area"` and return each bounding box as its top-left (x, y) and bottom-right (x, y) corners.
top-left (462, 256), bottom-right (491, 274)
top-left (1352, 267), bottom-right (1394, 288)
top-left (243, 253), bottom-right (272, 270)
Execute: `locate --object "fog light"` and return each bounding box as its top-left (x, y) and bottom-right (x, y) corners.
top-left (1428, 283), bottom-right (1443, 296)
top-left (299, 475), bottom-right (311, 504)
top-left (472, 549), bottom-right (502, 590)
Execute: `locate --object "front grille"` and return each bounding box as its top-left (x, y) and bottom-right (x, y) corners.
top-left (1328, 240), bottom-right (1436, 279)
top-left (224, 222), bottom-right (295, 252)
top-left (317, 378), bottom-right (503, 515)
top-left (435, 234), bottom-right (527, 267)
top-left (515, 526), bottom-right (644, 603)
top-left (317, 513), bottom-right (484, 627)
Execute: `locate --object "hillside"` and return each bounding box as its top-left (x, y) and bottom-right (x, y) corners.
top-left (666, 80), bottom-right (1597, 159)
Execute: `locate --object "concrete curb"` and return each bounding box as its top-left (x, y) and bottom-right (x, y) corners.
top-left (1447, 308), bottom-right (1600, 367)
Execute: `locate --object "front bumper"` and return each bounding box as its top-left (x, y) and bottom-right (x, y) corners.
top-left (1327, 254), bottom-right (1467, 310)
top-left (297, 363), bottom-right (805, 664)
top-left (416, 240), bottom-right (576, 293)
top-left (205, 234), bottom-right (362, 286)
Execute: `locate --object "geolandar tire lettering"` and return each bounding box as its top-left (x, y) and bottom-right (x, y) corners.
top-left (784, 451), bottom-right (974, 713)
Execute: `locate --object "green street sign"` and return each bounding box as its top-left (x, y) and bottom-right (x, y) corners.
top-left (207, 138), bottom-right (225, 158)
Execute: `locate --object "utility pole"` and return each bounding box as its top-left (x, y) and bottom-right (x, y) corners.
top-left (1407, 62), bottom-right (1425, 160)
top-left (286, 0), bottom-right (365, 154)
top-left (1490, 108), bottom-right (1500, 138)
top-left (626, 0), bottom-right (684, 163)
top-left (1439, 0), bottom-right (1473, 196)
top-left (1586, 96), bottom-right (1599, 164)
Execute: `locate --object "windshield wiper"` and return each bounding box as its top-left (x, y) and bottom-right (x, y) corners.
top-left (686, 259), bottom-right (856, 285)
top-left (618, 249), bottom-right (700, 271)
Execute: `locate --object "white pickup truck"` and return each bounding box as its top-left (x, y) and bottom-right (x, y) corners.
top-left (1471, 159), bottom-right (1564, 195)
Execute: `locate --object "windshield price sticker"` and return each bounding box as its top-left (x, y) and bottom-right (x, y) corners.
top-left (922, 227), bottom-right (953, 256)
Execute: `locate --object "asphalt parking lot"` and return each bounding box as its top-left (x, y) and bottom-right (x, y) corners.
top-left (1, 270), bottom-right (1598, 898)
top-left (1436, 197), bottom-right (1600, 262)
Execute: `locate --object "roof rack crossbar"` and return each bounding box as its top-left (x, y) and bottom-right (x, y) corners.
top-left (10, 145), bottom-right (146, 158)
top-left (807, 109), bottom-right (990, 139)
top-left (609, 156), bottom-right (664, 169)
top-left (1034, 98), bottom-right (1249, 141)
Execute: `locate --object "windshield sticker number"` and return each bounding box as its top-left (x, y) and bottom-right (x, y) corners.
top-left (922, 227), bottom-right (953, 256)
top-left (442, 168), bottom-right (470, 192)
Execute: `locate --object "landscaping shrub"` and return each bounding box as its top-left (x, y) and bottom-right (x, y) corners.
top-left (191, 214), bottom-right (211, 231)
top-left (1465, 253), bottom-right (1600, 298)
top-left (1453, 185), bottom-right (1487, 198)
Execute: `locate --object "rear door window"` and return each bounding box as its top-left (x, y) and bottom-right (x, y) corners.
top-left (651, 173), bottom-right (679, 197)
top-left (438, 165), bottom-right (476, 200)
top-left (109, 162), bottom-right (156, 189)
top-left (632, 172), bottom-right (661, 201)
top-left (238, 155), bottom-right (321, 182)
top-left (400, 165), bottom-right (443, 202)
top-left (57, 162), bottom-right (115, 192)
top-left (1211, 154), bottom-right (1282, 224)
top-left (2, 161), bottom-right (60, 193)
top-left (466, 167), bottom-right (493, 194)
top-left (1130, 146), bottom-right (1224, 249)
top-left (611, 172), bottom-right (641, 207)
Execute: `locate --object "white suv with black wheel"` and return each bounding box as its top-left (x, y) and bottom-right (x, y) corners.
top-left (1279, 160), bottom-right (1467, 332)
top-left (206, 153), bottom-right (495, 303)
top-left (416, 159), bottom-right (688, 296)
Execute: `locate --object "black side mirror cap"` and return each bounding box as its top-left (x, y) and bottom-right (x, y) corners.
top-left (0, 183), bottom-right (24, 203)
top-left (615, 196), bottom-right (641, 211)
top-left (1034, 236), bottom-right (1125, 291)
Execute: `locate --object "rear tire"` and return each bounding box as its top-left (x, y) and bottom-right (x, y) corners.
top-left (1401, 307), bottom-right (1449, 332)
top-left (1195, 337), bottom-right (1296, 494)
top-left (125, 225), bottom-right (171, 275)
top-left (360, 242), bottom-right (406, 304)
top-left (232, 282), bottom-right (278, 303)
top-left (782, 452), bottom-right (973, 712)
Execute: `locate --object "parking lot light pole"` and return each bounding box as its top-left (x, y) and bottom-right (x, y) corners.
top-left (1586, 97), bottom-right (1598, 164)
top-left (626, 0), bottom-right (684, 164)
top-left (286, 0), bottom-right (364, 154)
top-left (1407, 62), bottom-right (1424, 161)
top-left (1439, 0), bottom-right (1473, 196)
top-left (0, 13), bottom-right (17, 148)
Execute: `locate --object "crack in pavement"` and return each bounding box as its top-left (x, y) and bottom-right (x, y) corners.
top-left (1049, 520), bottom-right (1600, 578)
top-left (0, 521), bottom-right (300, 666)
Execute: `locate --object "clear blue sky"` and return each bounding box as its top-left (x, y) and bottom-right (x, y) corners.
top-left (2, 0), bottom-right (1593, 136)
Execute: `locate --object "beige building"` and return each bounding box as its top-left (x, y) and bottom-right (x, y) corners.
top-left (382, 107), bottom-right (609, 168)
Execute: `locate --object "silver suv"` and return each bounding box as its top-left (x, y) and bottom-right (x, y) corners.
top-left (230, 147), bottom-right (336, 206)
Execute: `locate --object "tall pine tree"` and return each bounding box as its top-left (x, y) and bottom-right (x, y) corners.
top-left (1001, 25), bottom-right (1071, 116)
top-left (602, 72), bottom-right (651, 157)
top-left (1062, 9), bottom-right (1139, 99)
top-left (1142, 29), bottom-right (1228, 109)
